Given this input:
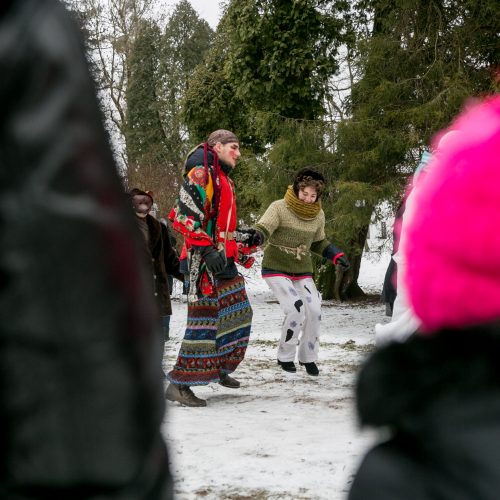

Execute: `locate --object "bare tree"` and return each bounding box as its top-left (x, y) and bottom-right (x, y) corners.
top-left (67, 0), bottom-right (161, 171)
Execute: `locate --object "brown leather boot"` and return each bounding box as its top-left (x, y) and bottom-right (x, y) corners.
top-left (165, 383), bottom-right (207, 407)
top-left (219, 373), bottom-right (240, 388)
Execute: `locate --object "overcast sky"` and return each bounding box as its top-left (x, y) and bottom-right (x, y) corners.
top-left (171, 0), bottom-right (222, 30)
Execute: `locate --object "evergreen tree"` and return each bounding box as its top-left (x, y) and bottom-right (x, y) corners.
top-left (182, 15), bottom-right (256, 150)
top-left (159, 0), bottom-right (213, 161)
top-left (183, 1), bottom-right (353, 294)
top-left (329, 0), bottom-right (499, 298)
top-left (125, 20), bottom-right (170, 204)
top-left (74, 0), bottom-right (499, 300)
top-left (225, 0), bottom-right (347, 122)
top-left (125, 2), bottom-right (214, 216)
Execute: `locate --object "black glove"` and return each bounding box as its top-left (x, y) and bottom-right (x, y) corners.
top-left (235, 228), bottom-right (264, 246)
top-left (335, 254), bottom-right (350, 271)
top-left (247, 229), bottom-right (264, 246)
top-left (202, 248), bottom-right (226, 274)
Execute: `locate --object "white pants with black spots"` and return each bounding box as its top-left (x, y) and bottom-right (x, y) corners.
top-left (264, 275), bottom-right (322, 363)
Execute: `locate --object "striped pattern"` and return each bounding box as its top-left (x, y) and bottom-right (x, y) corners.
top-left (261, 269), bottom-right (313, 280)
top-left (167, 275), bottom-right (252, 386)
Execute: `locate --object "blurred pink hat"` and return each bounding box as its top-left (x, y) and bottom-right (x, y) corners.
top-left (404, 95), bottom-right (500, 332)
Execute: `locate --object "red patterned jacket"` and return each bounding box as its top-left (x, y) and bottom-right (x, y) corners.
top-left (169, 144), bottom-right (238, 296)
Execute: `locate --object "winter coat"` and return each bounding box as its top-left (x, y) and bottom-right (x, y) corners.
top-left (170, 145), bottom-right (239, 297)
top-left (0, 1), bottom-right (171, 498)
top-left (349, 323), bottom-right (500, 500)
top-left (138, 214), bottom-right (182, 316)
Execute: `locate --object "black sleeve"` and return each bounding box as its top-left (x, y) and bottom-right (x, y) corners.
top-left (322, 242), bottom-right (344, 261)
top-left (161, 224), bottom-right (183, 281)
top-left (349, 441), bottom-right (427, 500)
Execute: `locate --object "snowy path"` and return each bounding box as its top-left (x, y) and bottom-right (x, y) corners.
top-left (161, 253), bottom-right (389, 499)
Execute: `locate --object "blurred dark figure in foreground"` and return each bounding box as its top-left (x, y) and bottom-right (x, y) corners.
top-left (0, 1), bottom-right (172, 498)
top-left (349, 95), bottom-right (500, 500)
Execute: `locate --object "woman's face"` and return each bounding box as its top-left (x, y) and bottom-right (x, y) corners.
top-left (298, 186), bottom-right (318, 204)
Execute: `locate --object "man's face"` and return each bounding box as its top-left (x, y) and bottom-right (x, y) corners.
top-left (132, 194), bottom-right (152, 216)
top-left (214, 142), bottom-right (240, 168)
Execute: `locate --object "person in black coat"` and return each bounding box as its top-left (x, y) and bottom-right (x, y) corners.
top-left (0, 1), bottom-right (172, 498)
top-left (349, 96), bottom-right (500, 500)
top-left (129, 188), bottom-right (183, 346)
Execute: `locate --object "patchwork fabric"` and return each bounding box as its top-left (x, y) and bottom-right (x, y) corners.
top-left (170, 148), bottom-right (240, 300)
top-left (171, 165), bottom-right (215, 246)
top-left (167, 275), bottom-right (252, 386)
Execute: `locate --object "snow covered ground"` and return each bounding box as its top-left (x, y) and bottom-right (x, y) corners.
top-left (162, 251), bottom-right (391, 499)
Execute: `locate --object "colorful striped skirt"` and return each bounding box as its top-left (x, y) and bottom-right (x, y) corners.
top-left (167, 275), bottom-right (252, 386)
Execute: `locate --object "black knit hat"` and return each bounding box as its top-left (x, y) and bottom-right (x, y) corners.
top-left (292, 168), bottom-right (326, 197)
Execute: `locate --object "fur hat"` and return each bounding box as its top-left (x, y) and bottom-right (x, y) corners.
top-left (207, 129), bottom-right (239, 146)
top-left (404, 96), bottom-right (500, 332)
top-left (292, 168), bottom-right (326, 197)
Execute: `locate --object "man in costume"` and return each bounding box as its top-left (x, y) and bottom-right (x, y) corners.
top-left (165, 130), bottom-right (261, 407)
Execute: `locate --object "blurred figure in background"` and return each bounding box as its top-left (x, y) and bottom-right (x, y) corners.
top-left (380, 191), bottom-right (409, 316)
top-left (349, 95), bottom-right (500, 500)
top-left (130, 188), bottom-right (182, 349)
top-left (147, 190), bottom-right (159, 219)
top-left (375, 133), bottom-right (459, 347)
top-left (0, 1), bottom-right (172, 498)
top-left (374, 148), bottom-right (434, 346)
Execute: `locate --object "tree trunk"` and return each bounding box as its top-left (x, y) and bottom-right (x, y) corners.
top-left (315, 224), bottom-right (369, 300)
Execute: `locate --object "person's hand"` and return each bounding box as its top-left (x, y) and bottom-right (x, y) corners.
top-left (334, 254), bottom-right (350, 271)
top-left (246, 229), bottom-right (264, 246)
top-left (203, 248), bottom-right (226, 274)
top-left (235, 228), bottom-right (264, 246)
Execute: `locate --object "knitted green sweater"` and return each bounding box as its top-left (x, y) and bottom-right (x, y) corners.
top-left (255, 199), bottom-right (330, 275)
